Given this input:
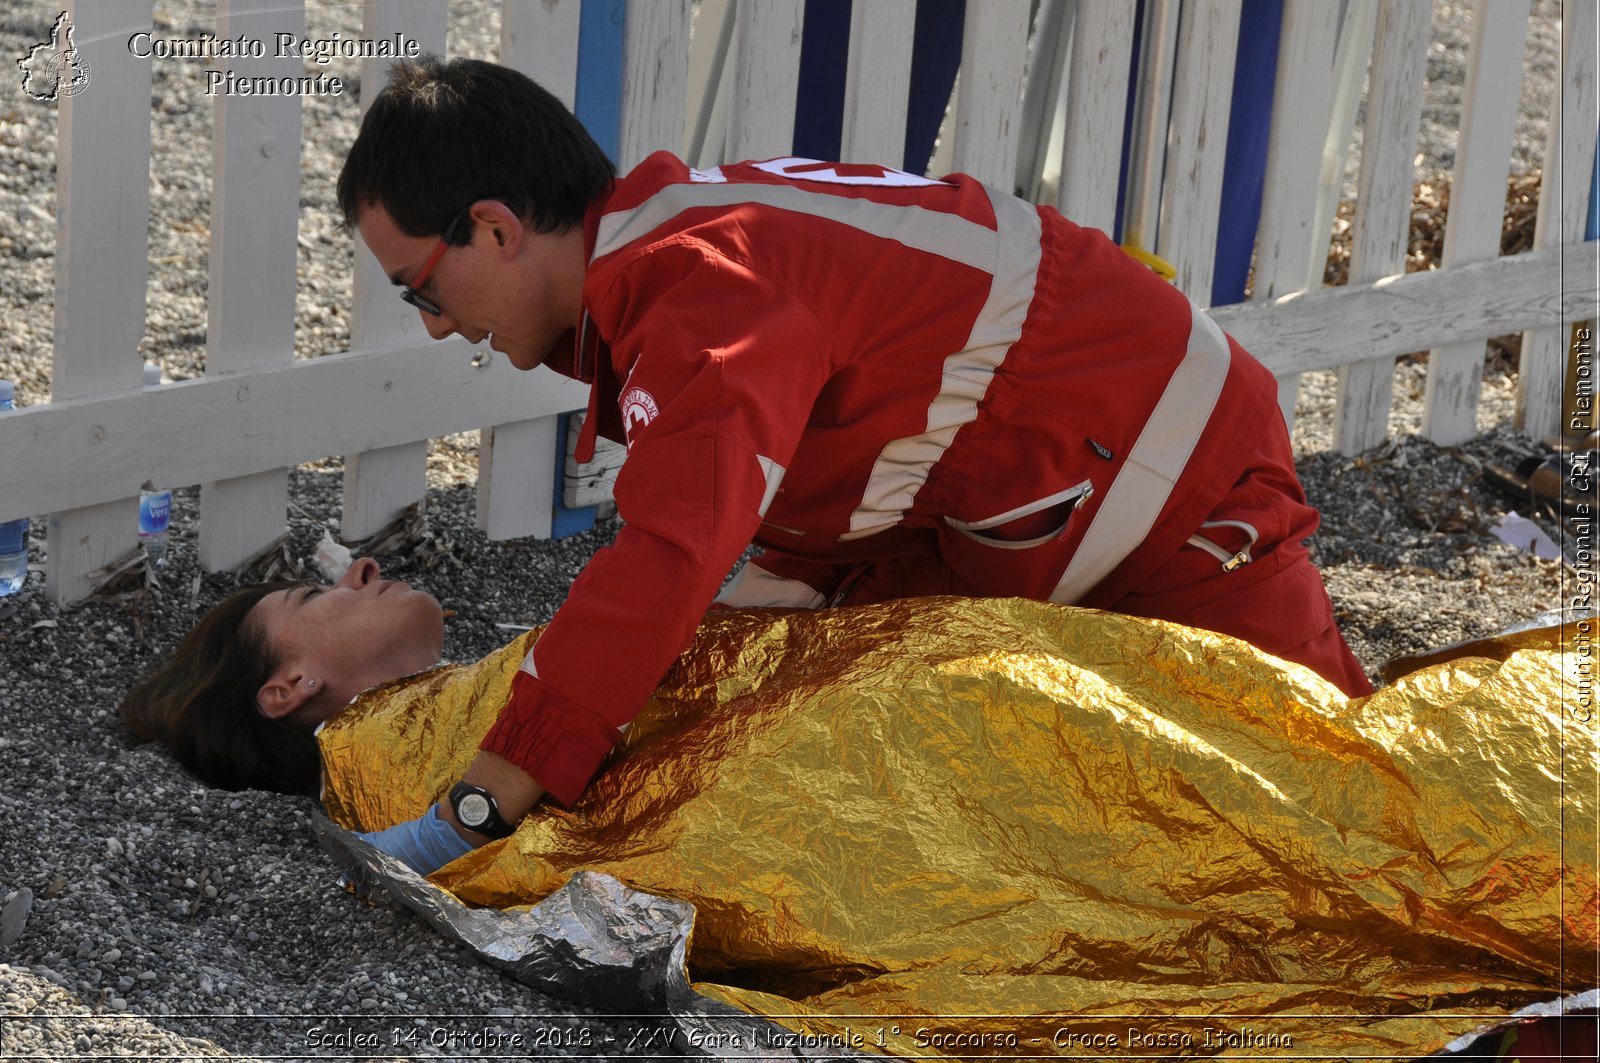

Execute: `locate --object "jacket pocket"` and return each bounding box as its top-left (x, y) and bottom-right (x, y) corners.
top-left (941, 480), bottom-right (1095, 550)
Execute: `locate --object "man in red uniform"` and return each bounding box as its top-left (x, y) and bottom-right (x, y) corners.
top-left (335, 57), bottom-right (1370, 873)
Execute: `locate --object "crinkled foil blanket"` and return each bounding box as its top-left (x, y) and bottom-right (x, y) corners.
top-left (315, 598), bottom-right (1597, 1059)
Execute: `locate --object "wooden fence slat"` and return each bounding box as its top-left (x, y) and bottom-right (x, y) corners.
top-left (197, 0), bottom-right (305, 572)
top-left (1015, 0), bottom-right (1066, 202)
top-left (840, 0), bottom-right (915, 166)
top-left (928, 75), bottom-right (960, 178)
top-left (46, 0), bottom-right (155, 603)
top-left (476, 417), bottom-right (556, 540)
top-left (501, 0), bottom-right (581, 107)
top-left (1056, 0), bottom-right (1136, 234)
top-left (1420, 0), bottom-right (1531, 445)
top-left (950, 0), bottom-right (1029, 191)
top-left (1123, 0), bottom-right (1181, 253)
top-left (1333, 0), bottom-right (1431, 455)
top-left (684, 0), bottom-right (733, 165)
top-left (485, 0), bottom-right (585, 542)
top-left (1212, 242), bottom-right (1595, 377)
top-left (728, 0), bottom-right (803, 162)
top-left (1251, 0), bottom-right (1341, 431)
top-left (563, 415), bottom-right (628, 507)
top-left (343, 0), bottom-right (448, 541)
top-left (0, 341), bottom-right (589, 522)
top-left (1517, 0), bottom-right (1599, 438)
top-left (1309, 0), bottom-right (1379, 301)
top-left (620, 0), bottom-right (690, 171)
top-left (1155, 0), bottom-right (1243, 304)
top-left (1261, 3), bottom-right (1340, 426)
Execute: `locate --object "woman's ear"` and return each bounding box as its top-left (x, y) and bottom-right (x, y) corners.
top-left (257, 669), bottom-right (317, 721)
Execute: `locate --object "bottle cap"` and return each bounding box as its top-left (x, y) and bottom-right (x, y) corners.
top-left (0, 380), bottom-right (13, 402)
top-left (143, 362), bottom-right (161, 387)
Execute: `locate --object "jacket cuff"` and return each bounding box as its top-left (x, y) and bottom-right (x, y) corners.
top-left (480, 671), bottom-right (621, 806)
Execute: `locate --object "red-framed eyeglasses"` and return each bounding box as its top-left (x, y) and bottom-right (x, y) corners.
top-left (401, 206), bottom-right (472, 317)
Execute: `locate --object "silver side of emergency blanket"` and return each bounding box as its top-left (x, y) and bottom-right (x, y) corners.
top-left (312, 812), bottom-right (878, 1062)
top-left (1428, 989), bottom-right (1599, 1057)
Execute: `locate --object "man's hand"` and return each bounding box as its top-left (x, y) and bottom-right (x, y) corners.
top-left (358, 753), bottom-right (547, 877)
top-left (358, 804), bottom-right (474, 877)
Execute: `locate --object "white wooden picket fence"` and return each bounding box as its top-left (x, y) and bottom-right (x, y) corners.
top-left (1, 0), bottom-right (1595, 603)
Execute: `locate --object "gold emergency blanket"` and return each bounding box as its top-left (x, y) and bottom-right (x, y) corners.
top-left (320, 598), bottom-right (1596, 1057)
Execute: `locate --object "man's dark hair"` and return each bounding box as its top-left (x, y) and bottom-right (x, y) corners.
top-left (337, 55), bottom-right (615, 240)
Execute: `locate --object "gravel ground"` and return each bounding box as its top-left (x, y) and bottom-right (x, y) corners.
top-left (0, 1), bottom-right (1580, 1059)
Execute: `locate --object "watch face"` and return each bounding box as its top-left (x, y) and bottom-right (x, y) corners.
top-left (457, 792), bottom-right (491, 828)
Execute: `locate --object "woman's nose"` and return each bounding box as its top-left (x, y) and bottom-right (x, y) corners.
top-left (336, 557), bottom-right (380, 590)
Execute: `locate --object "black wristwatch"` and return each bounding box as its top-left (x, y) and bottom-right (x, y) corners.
top-left (448, 782), bottom-right (517, 839)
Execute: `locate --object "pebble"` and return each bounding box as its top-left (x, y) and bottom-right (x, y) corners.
top-left (1, 887), bottom-right (33, 949)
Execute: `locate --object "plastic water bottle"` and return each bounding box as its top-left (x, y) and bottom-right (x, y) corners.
top-left (0, 381), bottom-right (29, 595)
top-left (138, 363), bottom-right (173, 567)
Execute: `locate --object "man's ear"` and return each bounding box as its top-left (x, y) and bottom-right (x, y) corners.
top-left (470, 199), bottom-right (524, 256)
top-left (257, 668), bottom-right (315, 721)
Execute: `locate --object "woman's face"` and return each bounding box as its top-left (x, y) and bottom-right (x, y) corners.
top-left (249, 557), bottom-right (445, 729)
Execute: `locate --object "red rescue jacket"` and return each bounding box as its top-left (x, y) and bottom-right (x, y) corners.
top-left (482, 153), bottom-right (1280, 803)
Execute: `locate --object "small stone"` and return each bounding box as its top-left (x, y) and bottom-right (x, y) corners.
top-left (103, 947), bottom-right (121, 963)
top-left (0, 887), bottom-right (33, 950)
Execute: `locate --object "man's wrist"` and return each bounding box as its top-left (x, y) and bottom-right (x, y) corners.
top-left (439, 750), bottom-right (547, 840)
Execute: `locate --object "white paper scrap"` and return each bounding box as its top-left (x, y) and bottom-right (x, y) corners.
top-left (1490, 511), bottom-right (1561, 560)
top-left (313, 529), bottom-right (354, 582)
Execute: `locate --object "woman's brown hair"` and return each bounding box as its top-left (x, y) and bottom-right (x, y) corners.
top-left (119, 581), bottom-right (326, 795)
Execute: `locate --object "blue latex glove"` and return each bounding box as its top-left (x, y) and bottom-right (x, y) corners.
top-left (358, 804), bottom-right (474, 877)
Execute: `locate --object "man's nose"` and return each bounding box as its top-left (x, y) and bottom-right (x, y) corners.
top-left (336, 557), bottom-right (380, 590)
top-left (422, 309), bottom-right (459, 342)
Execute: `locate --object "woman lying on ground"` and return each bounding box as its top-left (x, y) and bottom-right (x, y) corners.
top-left (121, 559), bottom-right (1591, 1057)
